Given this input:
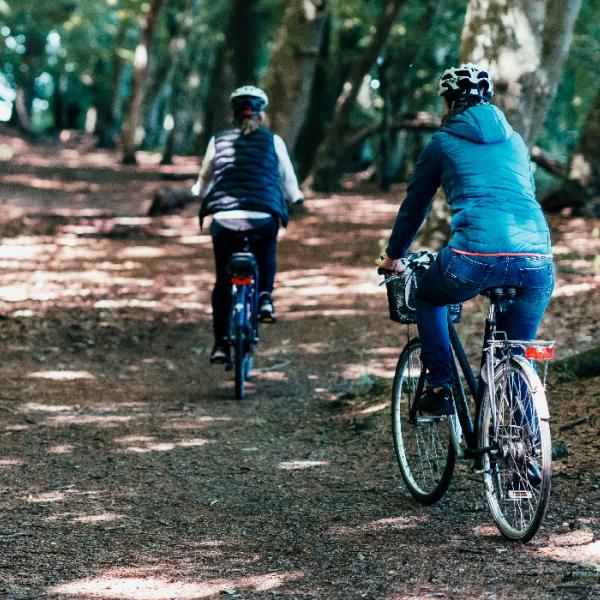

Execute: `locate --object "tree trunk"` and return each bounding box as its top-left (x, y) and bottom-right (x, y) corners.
top-left (292, 16), bottom-right (333, 180)
top-left (377, 57), bottom-right (392, 191)
top-left (378, 0), bottom-right (441, 185)
top-left (110, 19), bottom-right (128, 136)
top-left (9, 87), bottom-right (33, 132)
top-left (228, 0), bottom-right (262, 83)
top-left (308, 0), bottom-right (408, 192)
top-left (121, 0), bottom-right (166, 165)
top-left (201, 0), bottom-right (262, 145)
top-left (51, 71), bottom-right (74, 132)
top-left (167, 0), bottom-right (206, 156)
top-left (92, 59), bottom-right (118, 148)
top-left (263, 0), bottom-right (328, 150)
top-left (543, 88), bottom-right (600, 215)
top-left (460, 0), bottom-right (582, 147)
top-left (10, 29), bottom-right (45, 133)
top-left (158, 0), bottom-right (196, 164)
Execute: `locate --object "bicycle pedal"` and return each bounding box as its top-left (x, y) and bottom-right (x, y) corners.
top-left (416, 415), bottom-right (446, 424)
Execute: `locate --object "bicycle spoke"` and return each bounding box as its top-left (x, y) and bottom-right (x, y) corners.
top-left (392, 340), bottom-right (455, 503)
top-left (480, 358), bottom-right (552, 541)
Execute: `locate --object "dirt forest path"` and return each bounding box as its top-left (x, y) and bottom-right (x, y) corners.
top-left (0, 135), bottom-right (599, 599)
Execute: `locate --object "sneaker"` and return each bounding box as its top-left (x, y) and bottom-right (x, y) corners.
top-left (209, 343), bottom-right (230, 365)
top-left (418, 386), bottom-right (455, 416)
top-left (258, 294), bottom-right (276, 323)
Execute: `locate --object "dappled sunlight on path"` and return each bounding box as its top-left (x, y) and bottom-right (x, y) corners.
top-left (52, 569), bottom-right (304, 599)
top-left (0, 138), bottom-right (597, 598)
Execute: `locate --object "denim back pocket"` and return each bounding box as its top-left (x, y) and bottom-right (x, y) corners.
top-left (444, 253), bottom-right (492, 287)
top-left (518, 261), bottom-right (554, 290)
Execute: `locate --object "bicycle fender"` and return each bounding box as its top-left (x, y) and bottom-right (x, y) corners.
top-left (512, 355), bottom-right (550, 420)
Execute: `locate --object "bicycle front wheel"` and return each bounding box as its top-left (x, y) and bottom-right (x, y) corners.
top-left (479, 356), bottom-right (552, 542)
top-left (391, 338), bottom-right (456, 503)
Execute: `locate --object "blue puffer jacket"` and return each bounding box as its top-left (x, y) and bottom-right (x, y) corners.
top-left (386, 104), bottom-right (552, 258)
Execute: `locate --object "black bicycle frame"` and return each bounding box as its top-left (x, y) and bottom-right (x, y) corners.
top-left (447, 303), bottom-right (498, 456)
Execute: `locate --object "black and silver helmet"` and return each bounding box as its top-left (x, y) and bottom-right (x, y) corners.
top-left (438, 63), bottom-right (493, 103)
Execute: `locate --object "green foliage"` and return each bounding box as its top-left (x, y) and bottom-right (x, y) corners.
top-left (0, 0), bottom-right (597, 171)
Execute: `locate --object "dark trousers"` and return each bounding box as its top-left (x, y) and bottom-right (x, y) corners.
top-left (210, 217), bottom-right (279, 343)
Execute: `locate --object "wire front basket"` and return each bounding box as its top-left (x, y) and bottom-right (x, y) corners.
top-left (382, 252), bottom-right (462, 324)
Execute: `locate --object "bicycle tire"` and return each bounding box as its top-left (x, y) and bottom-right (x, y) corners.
top-left (244, 348), bottom-right (254, 381)
top-left (234, 324), bottom-right (246, 400)
top-left (391, 338), bottom-right (456, 503)
top-left (479, 356), bottom-right (552, 542)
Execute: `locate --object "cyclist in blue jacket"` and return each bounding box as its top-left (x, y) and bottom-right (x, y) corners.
top-left (192, 86), bottom-right (304, 364)
top-left (378, 64), bottom-right (554, 416)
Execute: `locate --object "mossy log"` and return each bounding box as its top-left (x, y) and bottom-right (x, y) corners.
top-left (553, 346), bottom-right (600, 380)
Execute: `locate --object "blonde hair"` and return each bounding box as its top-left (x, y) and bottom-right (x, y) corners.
top-left (239, 115), bottom-right (261, 135)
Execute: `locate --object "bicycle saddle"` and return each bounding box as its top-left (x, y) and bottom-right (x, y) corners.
top-left (482, 286), bottom-right (518, 304)
top-left (228, 252), bottom-right (257, 276)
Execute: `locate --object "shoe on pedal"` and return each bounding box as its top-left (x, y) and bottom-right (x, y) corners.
top-left (209, 343), bottom-right (230, 365)
top-left (418, 386), bottom-right (455, 416)
top-left (258, 293), bottom-right (276, 323)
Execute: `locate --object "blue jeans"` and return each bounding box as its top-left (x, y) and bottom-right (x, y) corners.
top-left (415, 247), bottom-right (554, 389)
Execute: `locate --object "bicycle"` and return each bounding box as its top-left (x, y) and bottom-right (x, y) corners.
top-left (380, 255), bottom-right (554, 542)
top-left (226, 236), bottom-right (260, 400)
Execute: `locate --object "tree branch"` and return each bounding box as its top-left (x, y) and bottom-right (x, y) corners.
top-left (530, 146), bottom-right (568, 179)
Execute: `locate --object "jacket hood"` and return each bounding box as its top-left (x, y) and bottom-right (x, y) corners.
top-left (441, 104), bottom-right (513, 144)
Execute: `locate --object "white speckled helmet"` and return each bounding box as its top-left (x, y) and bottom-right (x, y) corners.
top-left (230, 86), bottom-right (269, 114)
top-left (438, 63), bottom-right (493, 103)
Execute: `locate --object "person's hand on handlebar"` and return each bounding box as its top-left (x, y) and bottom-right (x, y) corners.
top-left (375, 254), bottom-right (406, 274)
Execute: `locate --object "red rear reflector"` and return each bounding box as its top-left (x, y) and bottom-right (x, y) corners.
top-left (232, 276), bottom-right (252, 286)
top-left (525, 346), bottom-right (554, 360)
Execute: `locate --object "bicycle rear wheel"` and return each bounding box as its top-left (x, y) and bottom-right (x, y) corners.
top-left (479, 356), bottom-right (552, 542)
top-left (391, 338), bottom-right (456, 503)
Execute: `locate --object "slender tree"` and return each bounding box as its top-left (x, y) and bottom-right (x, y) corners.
top-left (121, 0), bottom-right (166, 165)
top-left (293, 16), bottom-right (333, 180)
top-left (201, 0), bottom-right (263, 145)
top-left (263, 0), bottom-right (328, 150)
top-left (308, 0), bottom-right (408, 192)
top-left (160, 0), bottom-right (196, 164)
top-left (460, 0), bottom-right (582, 147)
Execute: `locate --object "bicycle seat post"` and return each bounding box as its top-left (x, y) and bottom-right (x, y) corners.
top-left (480, 287), bottom-right (517, 362)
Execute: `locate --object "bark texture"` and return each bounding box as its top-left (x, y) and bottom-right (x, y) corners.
top-left (460, 0), bottom-right (582, 147)
top-left (263, 0), bottom-right (328, 150)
